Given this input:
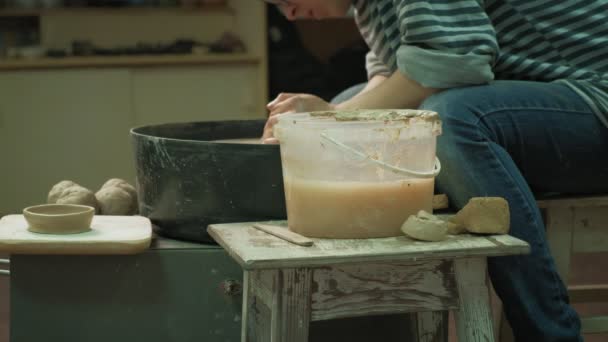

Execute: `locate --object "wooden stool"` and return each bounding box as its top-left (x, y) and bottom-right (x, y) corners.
top-left (498, 195), bottom-right (608, 341)
top-left (208, 222), bottom-right (529, 342)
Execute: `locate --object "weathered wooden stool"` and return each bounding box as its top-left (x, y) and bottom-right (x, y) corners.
top-left (208, 222), bottom-right (529, 342)
top-left (499, 195), bottom-right (608, 341)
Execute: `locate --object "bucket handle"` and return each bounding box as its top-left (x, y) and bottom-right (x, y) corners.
top-left (320, 132), bottom-right (441, 178)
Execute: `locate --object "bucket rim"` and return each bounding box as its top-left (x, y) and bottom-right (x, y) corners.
top-left (276, 109), bottom-right (439, 126)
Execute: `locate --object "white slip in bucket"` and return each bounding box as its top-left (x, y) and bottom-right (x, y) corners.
top-left (274, 109), bottom-right (442, 239)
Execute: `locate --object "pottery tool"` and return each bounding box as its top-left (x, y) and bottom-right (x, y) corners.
top-left (252, 223), bottom-right (314, 247)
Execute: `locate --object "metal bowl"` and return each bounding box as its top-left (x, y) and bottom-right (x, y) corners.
top-left (130, 120), bottom-right (287, 243)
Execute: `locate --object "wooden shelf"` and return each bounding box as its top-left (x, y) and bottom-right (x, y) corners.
top-left (0, 53), bottom-right (260, 71)
top-left (0, 5), bottom-right (233, 17)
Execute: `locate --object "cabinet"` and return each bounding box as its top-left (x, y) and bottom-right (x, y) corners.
top-left (9, 237), bottom-right (414, 342)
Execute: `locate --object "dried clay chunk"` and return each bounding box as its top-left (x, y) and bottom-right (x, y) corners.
top-left (55, 185), bottom-right (100, 213)
top-left (95, 186), bottom-right (137, 215)
top-left (451, 197), bottom-right (510, 234)
top-left (446, 220), bottom-right (466, 235)
top-left (401, 210), bottom-right (448, 242)
top-left (47, 180), bottom-right (77, 204)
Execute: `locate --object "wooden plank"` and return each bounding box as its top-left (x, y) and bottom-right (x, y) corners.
top-left (249, 270), bottom-right (276, 308)
top-left (544, 207), bottom-right (574, 281)
top-left (310, 260), bottom-right (458, 321)
top-left (207, 222), bottom-right (529, 270)
top-left (0, 6), bottom-right (233, 17)
top-left (252, 224), bottom-right (313, 247)
top-left (412, 311), bottom-right (448, 342)
top-left (572, 207), bottom-right (608, 253)
top-left (241, 271), bottom-right (253, 342)
top-left (486, 235), bottom-right (531, 252)
top-left (0, 54), bottom-right (261, 71)
top-left (581, 316), bottom-right (608, 334)
top-left (0, 215), bottom-right (152, 255)
top-left (454, 258), bottom-right (495, 342)
top-left (493, 279), bottom-right (515, 342)
top-left (498, 314), bottom-right (515, 342)
top-left (568, 284), bottom-right (608, 303)
top-left (536, 196), bottom-right (608, 209)
top-left (241, 271), bottom-right (270, 342)
top-left (270, 268), bottom-right (312, 342)
top-left (242, 271), bottom-right (273, 342)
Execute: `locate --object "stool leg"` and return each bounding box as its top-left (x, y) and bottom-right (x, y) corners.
top-left (544, 207), bottom-right (574, 283)
top-left (498, 313), bottom-right (515, 342)
top-left (270, 268), bottom-right (313, 342)
top-left (454, 258), bottom-right (495, 342)
top-left (242, 271), bottom-right (273, 342)
top-left (412, 311), bottom-right (448, 342)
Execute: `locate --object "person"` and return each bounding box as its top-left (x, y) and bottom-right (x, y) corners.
top-left (261, 0), bottom-right (608, 341)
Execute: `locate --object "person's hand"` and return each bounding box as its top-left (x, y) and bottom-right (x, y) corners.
top-left (262, 93), bottom-right (335, 144)
top-left (267, 93), bottom-right (334, 116)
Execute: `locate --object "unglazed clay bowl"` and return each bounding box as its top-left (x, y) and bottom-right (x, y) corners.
top-left (23, 204), bottom-right (94, 234)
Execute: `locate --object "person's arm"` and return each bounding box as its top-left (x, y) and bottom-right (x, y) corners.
top-left (339, 0), bottom-right (499, 110)
top-left (359, 74), bottom-right (388, 94)
top-left (263, 0), bottom-right (499, 142)
top-left (336, 70), bottom-right (440, 110)
top-left (261, 72), bottom-right (434, 142)
top-left (390, 1), bottom-right (497, 89)
top-left (359, 51), bottom-right (390, 94)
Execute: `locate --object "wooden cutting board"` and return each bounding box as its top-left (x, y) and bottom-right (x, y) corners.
top-left (0, 215), bottom-right (152, 255)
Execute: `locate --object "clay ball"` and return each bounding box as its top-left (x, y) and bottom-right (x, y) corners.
top-left (95, 186), bottom-right (137, 215)
top-left (55, 185), bottom-right (100, 213)
top-left (101, 178), bottom-right (138, 203)
top-left (48, 180), bottom-right (78, 204)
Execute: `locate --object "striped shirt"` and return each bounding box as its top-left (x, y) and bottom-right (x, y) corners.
top-left (353, 0), bottom-right (608, 127)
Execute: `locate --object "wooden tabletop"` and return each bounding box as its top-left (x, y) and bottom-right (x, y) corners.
top-left (207, 221), bottom-right (530, 270)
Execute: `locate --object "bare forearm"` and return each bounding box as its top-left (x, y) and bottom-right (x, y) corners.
top-left (336, 71), bottom-right (441, 110)
top-left (360, 74), bottom-right (388, 94)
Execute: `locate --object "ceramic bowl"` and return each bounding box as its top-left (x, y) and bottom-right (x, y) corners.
top-left (23, 204), bottom-right (95, 234)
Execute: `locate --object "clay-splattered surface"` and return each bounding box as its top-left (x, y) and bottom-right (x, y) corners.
top-left (208, 221), bottom-right (529, 270)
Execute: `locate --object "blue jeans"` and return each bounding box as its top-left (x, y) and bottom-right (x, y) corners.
top-left (333, 80), bottom-right (608, 341)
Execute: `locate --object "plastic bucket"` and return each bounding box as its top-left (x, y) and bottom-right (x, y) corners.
top-left (274, 110), bottom-right (442, 239)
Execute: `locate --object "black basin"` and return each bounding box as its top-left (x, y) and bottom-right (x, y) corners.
top-left (130, 120), bottom-right (287, 243)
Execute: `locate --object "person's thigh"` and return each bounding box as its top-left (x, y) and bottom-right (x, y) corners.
top-left (422, 80), bottom-right (608, 197)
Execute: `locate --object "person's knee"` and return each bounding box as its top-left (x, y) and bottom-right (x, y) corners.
top-left (420, 90), bottom-right (486, 156)
top-left (420, 88), bottom-right (484, 203)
